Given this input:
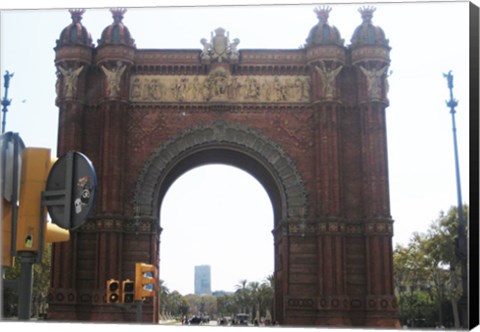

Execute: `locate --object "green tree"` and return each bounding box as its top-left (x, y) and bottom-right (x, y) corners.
top-left (3, 244), bottom-right (52, 318)
top-left (258, 279), bottom-right (274, 320)
top-left (424, 206), bottom-right (468, 328)
top-left (247, 281), bottom-right (260, 322)
top-left (158, 279), bottom-right (170, 318)
top-left (393, 205), bottom-right (468, 328)
top-left (165, 291), bottom-right (189, 318)
top-left (234, 279), bottom-right (250, 314)
top-left (216, 293), bottom-right (236, 318)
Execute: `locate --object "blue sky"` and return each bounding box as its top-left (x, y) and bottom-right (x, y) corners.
top-left (0, 0), bottom-right (474, 294)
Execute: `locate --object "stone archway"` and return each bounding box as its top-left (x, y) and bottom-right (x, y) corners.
top-left (133, 121), bottom-right (308, 323)
top-left (50, 6), bottom-right (399, 326)
top-left (134, 121), bottom-right (308, 223)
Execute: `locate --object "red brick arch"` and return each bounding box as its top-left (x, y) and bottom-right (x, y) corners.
top-left (133, 121), bottom-right (308, 224)
top-left (49, 7), bottom-right (399, 327)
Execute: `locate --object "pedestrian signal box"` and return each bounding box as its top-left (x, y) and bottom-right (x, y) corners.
top-left (134, 262), bottom-right (157, 301)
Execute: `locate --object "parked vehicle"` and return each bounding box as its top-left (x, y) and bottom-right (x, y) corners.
top-left (235, 313), bottom-right (249, 325)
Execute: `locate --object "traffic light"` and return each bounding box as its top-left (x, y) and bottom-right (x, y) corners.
top-left (134, 262), bottom-right (157, 301)
top-left (16, 148), bottom-right (51, 252)
top-left (122, 279), bottom-right (135, 304)
top-left (106, 279), bottom-right (121, 304)
top-left (15, 148), bottom-right (69, 252)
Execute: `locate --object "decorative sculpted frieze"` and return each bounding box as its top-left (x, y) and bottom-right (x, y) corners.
top-left (286, 220), bottom-right (393, 236)
top-left (129, 72), bottom-right (310, 103)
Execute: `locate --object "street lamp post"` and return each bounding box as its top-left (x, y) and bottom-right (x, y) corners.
top-left (443, 70), bottom-right (468, 328)
top-left (1, 70), bottom-right (14, 134)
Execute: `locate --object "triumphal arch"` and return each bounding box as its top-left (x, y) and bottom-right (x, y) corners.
top-left (49, 6), bottom-right (399, 326)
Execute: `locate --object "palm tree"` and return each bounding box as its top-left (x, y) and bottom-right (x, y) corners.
top-left (158, 279), bottom-right (170, 318)
top-left (258, 281), bottom-right (274, 320)
top-left (248, 281), bottom-right (260, 323)
top-left (234, 279), bottom-right (250, 315)
top-left (235, 279), bottom-right (248, 291)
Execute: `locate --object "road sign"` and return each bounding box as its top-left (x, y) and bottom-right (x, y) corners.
top-left (44, 151), bottom-right (97, 230)
top-left (1, 132), bottom-right (25, 265)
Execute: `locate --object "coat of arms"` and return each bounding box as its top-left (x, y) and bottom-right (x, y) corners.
top-left (200, 27), bottom-right (240, 63)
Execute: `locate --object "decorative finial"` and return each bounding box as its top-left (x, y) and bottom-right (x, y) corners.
top-left (69, 9), bottom-right (85, 23)
top-left (443, 70), bottom-right (454, 89)
top-left (358, 6), bottom-right (376, 23)
top-left (314, 6), bottom-right (332, 24)
top-left (111, 8), bottom-right (127, 22)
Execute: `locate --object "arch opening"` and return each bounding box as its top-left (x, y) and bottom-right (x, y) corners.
top-left (156, 146), bottom-right (284, 227)
top-left (159, 164), bottom-right (274, 295)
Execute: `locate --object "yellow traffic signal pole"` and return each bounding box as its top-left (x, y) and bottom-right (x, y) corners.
top-left (16, 148), bottom-right (51, 320)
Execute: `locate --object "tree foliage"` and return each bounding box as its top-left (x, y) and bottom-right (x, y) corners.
top-left (2, 244), bottom-right (52, 318)
top-left (393, 205), bottom-right (468, 328)
top-left (158, 274), bottom-right (274, 324)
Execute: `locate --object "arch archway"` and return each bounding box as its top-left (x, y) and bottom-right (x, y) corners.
top-left (133, 121), bottom-right (308, 322)
top-left (134, 121), bottom-right (308, 226)
top-left (49, 7), bottom-right (399, 325)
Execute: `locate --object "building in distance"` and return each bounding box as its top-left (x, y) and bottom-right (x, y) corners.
top-left (194, 265), bottom-right (212, 295)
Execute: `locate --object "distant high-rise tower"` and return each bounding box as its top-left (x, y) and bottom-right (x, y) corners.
top-left (194, 265), bottom-right (211, 295)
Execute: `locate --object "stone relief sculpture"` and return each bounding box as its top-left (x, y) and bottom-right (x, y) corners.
top-left (229, 38), bottom-right (240, 61)
top-left (101, 62), bottom-right (126, 98)
top-left (147, 78), bottom-right (162, 100)
top-left (200, 27), bottom-right (240, 63)
top-left (172, 77), bottom-right (189, 101)
top-left (246, 77), bottom-right (260, 100)
top-left (359, 65), bottom-right (389, 99)
top-left (130, 77), bottom-right (142, 99)
top-left (58, 65), bottom-right (84, 98)
top-left (129, 74), bottom-right (310, 103)
top-left (273, 77), bottom-right (288, 101)
top-left (200, 38), bottom-right (212, 61)
top-left (315, 62), bottom-right (343, 98)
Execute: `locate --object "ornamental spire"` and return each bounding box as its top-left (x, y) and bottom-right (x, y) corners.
top-left (358, 6), bottom-right (376, 23)
top-left (69, 9), bottom-right (85, 24)
top-left (110, 8), bottom-right (127, 23)
top-left (314, 6), bottom-right (332, 24)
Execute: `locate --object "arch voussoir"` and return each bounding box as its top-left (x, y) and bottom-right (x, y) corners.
top-left (133, 121), bottom-right (308, 222)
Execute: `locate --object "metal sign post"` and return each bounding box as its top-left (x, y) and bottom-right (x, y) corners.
top-left (136, 301), bottom-right (143, 323)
